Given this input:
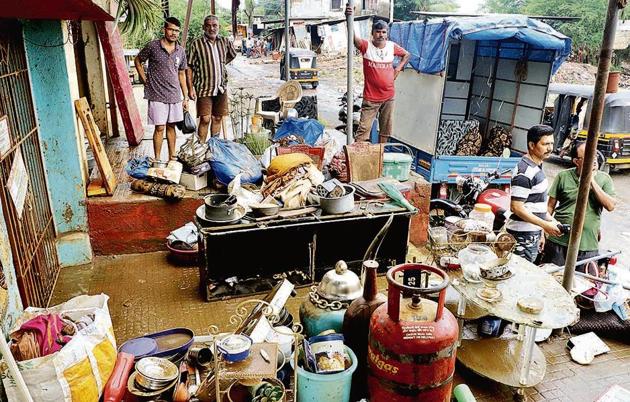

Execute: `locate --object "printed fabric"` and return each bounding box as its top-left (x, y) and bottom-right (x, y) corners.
top-left (436, 119), bottom-right (479, 156)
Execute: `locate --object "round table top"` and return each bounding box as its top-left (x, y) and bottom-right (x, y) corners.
top-left (450, 254), bottom-right (579, 329)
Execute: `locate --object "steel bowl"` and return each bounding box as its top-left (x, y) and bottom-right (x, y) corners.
top-left (316, 260), bottom-right (363, 301)
top-left (250, 203), bottom-right (280, 217)
top-left (480, 257), bottom-right (511, 280)
top-left (135, 357), bottom-right (178, 390)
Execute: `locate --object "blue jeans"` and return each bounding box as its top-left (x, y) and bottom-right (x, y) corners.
top-left (508, 230), bottom-right (542, 263)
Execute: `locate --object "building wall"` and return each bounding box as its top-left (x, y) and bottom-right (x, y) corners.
top-left (23, 20), bottom-right (93, 267)
top-left (290, 0), bottom-right (344, 19)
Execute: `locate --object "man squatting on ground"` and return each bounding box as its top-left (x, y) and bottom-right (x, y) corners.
top-left (345, 4), bottom-right (410, 143)
top-left (135, 17), bottom-right (189, 161)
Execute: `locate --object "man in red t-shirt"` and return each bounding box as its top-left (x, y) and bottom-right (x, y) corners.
top-left (346, 4), bottom-right (410, 142)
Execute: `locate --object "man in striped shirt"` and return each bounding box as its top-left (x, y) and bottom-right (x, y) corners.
top-left (508, 125), bottom-right (562, 262)
top-left (187, 15), bottom-right (236, 141)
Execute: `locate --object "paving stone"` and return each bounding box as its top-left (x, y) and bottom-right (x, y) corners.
top-left (51, 251), bottom-right (630, 402)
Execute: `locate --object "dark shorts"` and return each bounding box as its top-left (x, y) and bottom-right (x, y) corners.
top-left (197, 92), bottom-right (228, 117)
top-left (540, 240), bottom-right (600, 267)
top-left (507, 230), bottom-right (541, 263)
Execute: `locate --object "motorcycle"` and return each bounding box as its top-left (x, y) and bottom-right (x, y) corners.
top-left (429, 167), bottom-right (513, 231)
top-left (336, 91), bottom-right (362, 135)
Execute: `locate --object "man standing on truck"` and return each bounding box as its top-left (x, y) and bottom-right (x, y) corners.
top-left (541, 142), bottom-right (616, 266)
top-left (135, 17), bottom-right (189, 162)
top-left (508, 125), bottom-right (563, 263)
top-left (345, 5), bottom-right (410, 143)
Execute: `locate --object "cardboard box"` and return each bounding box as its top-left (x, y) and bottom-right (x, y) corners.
top-left (180, 172), bottom-right (207, 191)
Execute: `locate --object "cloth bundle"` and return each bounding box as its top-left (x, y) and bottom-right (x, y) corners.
top-left (329, 151), bottom-right (349, 182)
top-left (436, 120), bottom-right (479, 156)
top-left (10, 313), bottom-right (75, 362)
top-left (262, 154), bottom-right (324, 208)
top-left (455, 122), bottom-right (482, 156)
top-left (482, 126), bottom-right (512, 156)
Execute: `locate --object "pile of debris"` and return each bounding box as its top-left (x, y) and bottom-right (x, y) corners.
top-left (551, 61), bottom-right (597, 85)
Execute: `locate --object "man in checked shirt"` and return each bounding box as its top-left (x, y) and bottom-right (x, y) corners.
top-left (186, 15), bottom-right (237, 141)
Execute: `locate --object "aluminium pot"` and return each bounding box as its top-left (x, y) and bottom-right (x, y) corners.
top-left (204, 194), bottom-right (237, 220)
top-left (319, 185), bottom-right (355, 215)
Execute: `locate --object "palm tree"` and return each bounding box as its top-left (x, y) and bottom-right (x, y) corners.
top-left (115, 0), bottom-right (163, 37)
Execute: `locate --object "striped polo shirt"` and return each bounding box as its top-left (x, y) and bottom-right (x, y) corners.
top-left (507, 156), bottom-right (549, 233)
top-left (187, 34), bottom-right (236, 97)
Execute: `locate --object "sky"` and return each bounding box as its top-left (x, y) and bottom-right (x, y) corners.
top-left (457, 0), bottom-right (484, 13)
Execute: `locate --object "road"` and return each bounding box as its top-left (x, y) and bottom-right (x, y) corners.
top-left (228, 54), bottom-right (630, 270)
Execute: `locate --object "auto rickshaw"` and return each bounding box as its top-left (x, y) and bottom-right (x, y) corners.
top-left (546, 83), bottom-right (630, 172)
top-left (280, 48), bottom-right (319, 88)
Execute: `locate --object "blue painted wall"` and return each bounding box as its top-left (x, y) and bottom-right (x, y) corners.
top-left (23, 20), bottom-right (92, 266)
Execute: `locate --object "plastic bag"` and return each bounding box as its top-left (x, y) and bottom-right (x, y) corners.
top-left (274, 118), bottom-right (324, 146)
top-left (228, 174), bottom-right (263, 211)
top-left (2, 294), bottom-right (116, 401)
top-left (176, 110), bottom-right (197, 134)
top-left (125, 157), bottom-right (151, 179)
top-left (207, 138), bottom-right (263, 185)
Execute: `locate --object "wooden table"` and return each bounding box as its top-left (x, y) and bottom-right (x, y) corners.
top-left (450, 254), bottom-right (579, 388)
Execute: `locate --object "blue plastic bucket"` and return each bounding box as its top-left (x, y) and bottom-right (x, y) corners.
top-left (291, 346), bottom-right (357, 402)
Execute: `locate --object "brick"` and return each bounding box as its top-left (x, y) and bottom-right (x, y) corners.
top-left (405, 173), bottom-right (431, 246)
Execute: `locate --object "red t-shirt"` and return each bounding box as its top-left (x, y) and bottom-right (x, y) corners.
top-left (357, 39), bottom-right (407, 102)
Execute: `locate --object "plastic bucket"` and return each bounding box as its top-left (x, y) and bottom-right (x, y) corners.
top-left (290, 346), bottom-right (357, 402)
top-left (383, 144), bottom-right (413, 181)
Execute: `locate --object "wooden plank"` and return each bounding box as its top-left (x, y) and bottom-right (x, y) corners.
top-left (75, 97), bottom-right (117, 195)
top-left (87, 178), bottom-right (108, 196)
top-left (95, 21), bottom-right (144, 146)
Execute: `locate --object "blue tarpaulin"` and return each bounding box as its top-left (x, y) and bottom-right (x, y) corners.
top-left (390, 15), bottom-right (571, 75)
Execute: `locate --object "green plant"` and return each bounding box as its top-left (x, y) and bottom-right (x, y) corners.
top-left (243, 133), bottom-right (272, 156)
top-left (610, 65), bottom-right (623, 73)
top-left (115, 0), bottom-right (162, 37)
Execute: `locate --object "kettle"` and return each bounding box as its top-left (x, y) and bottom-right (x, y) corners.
top-left (299, 260), bottom-right (362, 337)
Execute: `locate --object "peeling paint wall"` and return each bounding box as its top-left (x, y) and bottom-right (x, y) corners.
top-left (23, 20), bottom-right (93, 266)
top-left (81, 21), bottom-right (109, 135)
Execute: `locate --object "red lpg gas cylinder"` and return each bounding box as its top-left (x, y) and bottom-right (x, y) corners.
top-left (368, 264), bottom-right (459, 402)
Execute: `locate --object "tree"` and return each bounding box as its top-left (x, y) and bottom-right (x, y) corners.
top-left (481, 0), bottom-right (607, 64)
top-left (122, 0), bottom-right (232, 49)
top-left (524, 0), bottom-right (606, 63)
top-left (259, 0), bottom-right (283, 17)
top-left (480, 0), bottom-right (525, 14)
top-left (243, 0), bottom-right (256, 27)
top-left (394, 0), bottom-right (459, 21)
